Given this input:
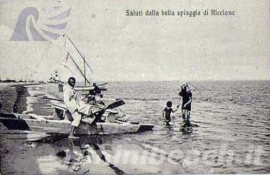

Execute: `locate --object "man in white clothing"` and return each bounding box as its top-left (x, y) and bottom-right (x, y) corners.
top-left (64, 77), bottom-right (93, 138)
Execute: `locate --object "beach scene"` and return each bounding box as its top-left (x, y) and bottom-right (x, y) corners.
top-left (0, 0), bottom-right (269, 174)
top-left (0, 81), bottom-right (269, 174)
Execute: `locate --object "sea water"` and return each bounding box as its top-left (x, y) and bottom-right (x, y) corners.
top-left (24, 81), bottom-right (270, 173)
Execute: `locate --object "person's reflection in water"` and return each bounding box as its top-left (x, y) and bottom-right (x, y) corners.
top-left (56, 136), bottom-right (125, 174)
top-left (80, 136), bottom-right (108, 162)
top-left (63, 139), bottom-right (92, 172)
top-left (55, 138), bottom-right (93, 173)
top-left (56, 136), bottom-right (105, 172)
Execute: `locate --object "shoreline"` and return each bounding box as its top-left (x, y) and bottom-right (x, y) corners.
top-left (0, 83), bottom-right (105, 175)
top-left (0, 83), bottom-right (118, 175)
top-left (0, 84), bottom-right (17, 113)
top-left (0, 83), bottom-right (31, 175)
top-left (11, 84), bottom-right (29, 113)
top-left (0, 83), bottom-right (32, 113)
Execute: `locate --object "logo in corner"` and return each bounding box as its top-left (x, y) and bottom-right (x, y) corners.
top-left (10, 6), bottom-right (71, 41)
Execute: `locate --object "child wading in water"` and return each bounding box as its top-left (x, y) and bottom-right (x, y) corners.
top-left (163, 101), bottom-right (179, 126)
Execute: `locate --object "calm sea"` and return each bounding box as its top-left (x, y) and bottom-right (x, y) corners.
top-left (22, 80), bottom-right (270, 173)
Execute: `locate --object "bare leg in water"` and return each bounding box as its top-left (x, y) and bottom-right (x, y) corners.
top-left (182, 109), bottom-right (190, 127)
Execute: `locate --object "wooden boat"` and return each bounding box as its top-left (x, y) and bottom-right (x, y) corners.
top-left (0, 111), bottom-right (154, 136)
top-left (0, 130), bottom-right (51, 142)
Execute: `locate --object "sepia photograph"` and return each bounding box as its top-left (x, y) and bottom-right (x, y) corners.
top-left (0, 0), bottom-right (269, 174)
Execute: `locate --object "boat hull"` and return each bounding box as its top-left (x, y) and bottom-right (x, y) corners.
top-left (75, 83), bottom-right (108, 91)
top-left (0, 113), bottom-right (154, 136)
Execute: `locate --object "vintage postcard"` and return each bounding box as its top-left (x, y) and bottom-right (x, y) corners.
top-left (0, 0), bottom-right (269, 174)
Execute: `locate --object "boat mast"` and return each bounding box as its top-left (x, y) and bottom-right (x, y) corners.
top-left (67, 53), bottom-right (91, 84)
top-left (65, 34), bottom-right (94, 74)
top-left (65, 34), bottom-right (94, 86)
top-left (83, 55), bottom-right (87, 86)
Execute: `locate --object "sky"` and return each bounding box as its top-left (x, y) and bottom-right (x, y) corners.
top-left (0, 0), bottom-right (269, 82)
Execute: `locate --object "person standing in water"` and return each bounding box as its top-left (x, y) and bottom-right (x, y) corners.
top-left (163, 101), bottom-right (179, 126)
top-left (179, 83), bottom-right (192, 127)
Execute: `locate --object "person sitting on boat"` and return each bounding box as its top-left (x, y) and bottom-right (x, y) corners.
top-left (93, 83), bottom-right (101, 95)
top-left (179, 83), bottom-right (192, 127)
top-left (86, 83), bottom-right (101, 105)
top-left (96, 94), bottom-right (105, 106)
top-left (163, 101), bottom-right (179, 126)
top-left (63, 77), bottom-right (97, 138)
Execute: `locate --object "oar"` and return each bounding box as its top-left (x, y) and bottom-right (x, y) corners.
top-left (92, 99), bottom-right (125, 116)
top-left (106, 100), bottom-right (125, 109)
top-left (83, 100), bottom-right (125, 125)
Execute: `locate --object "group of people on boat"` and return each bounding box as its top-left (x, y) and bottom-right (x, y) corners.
top-left (163, 82), bottom-right (193, 127)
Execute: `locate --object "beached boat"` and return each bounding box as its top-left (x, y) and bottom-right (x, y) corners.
top-left (0, 109), bottom-right (154, 136)
top-left (0, 113), bottom-right (154, 135)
